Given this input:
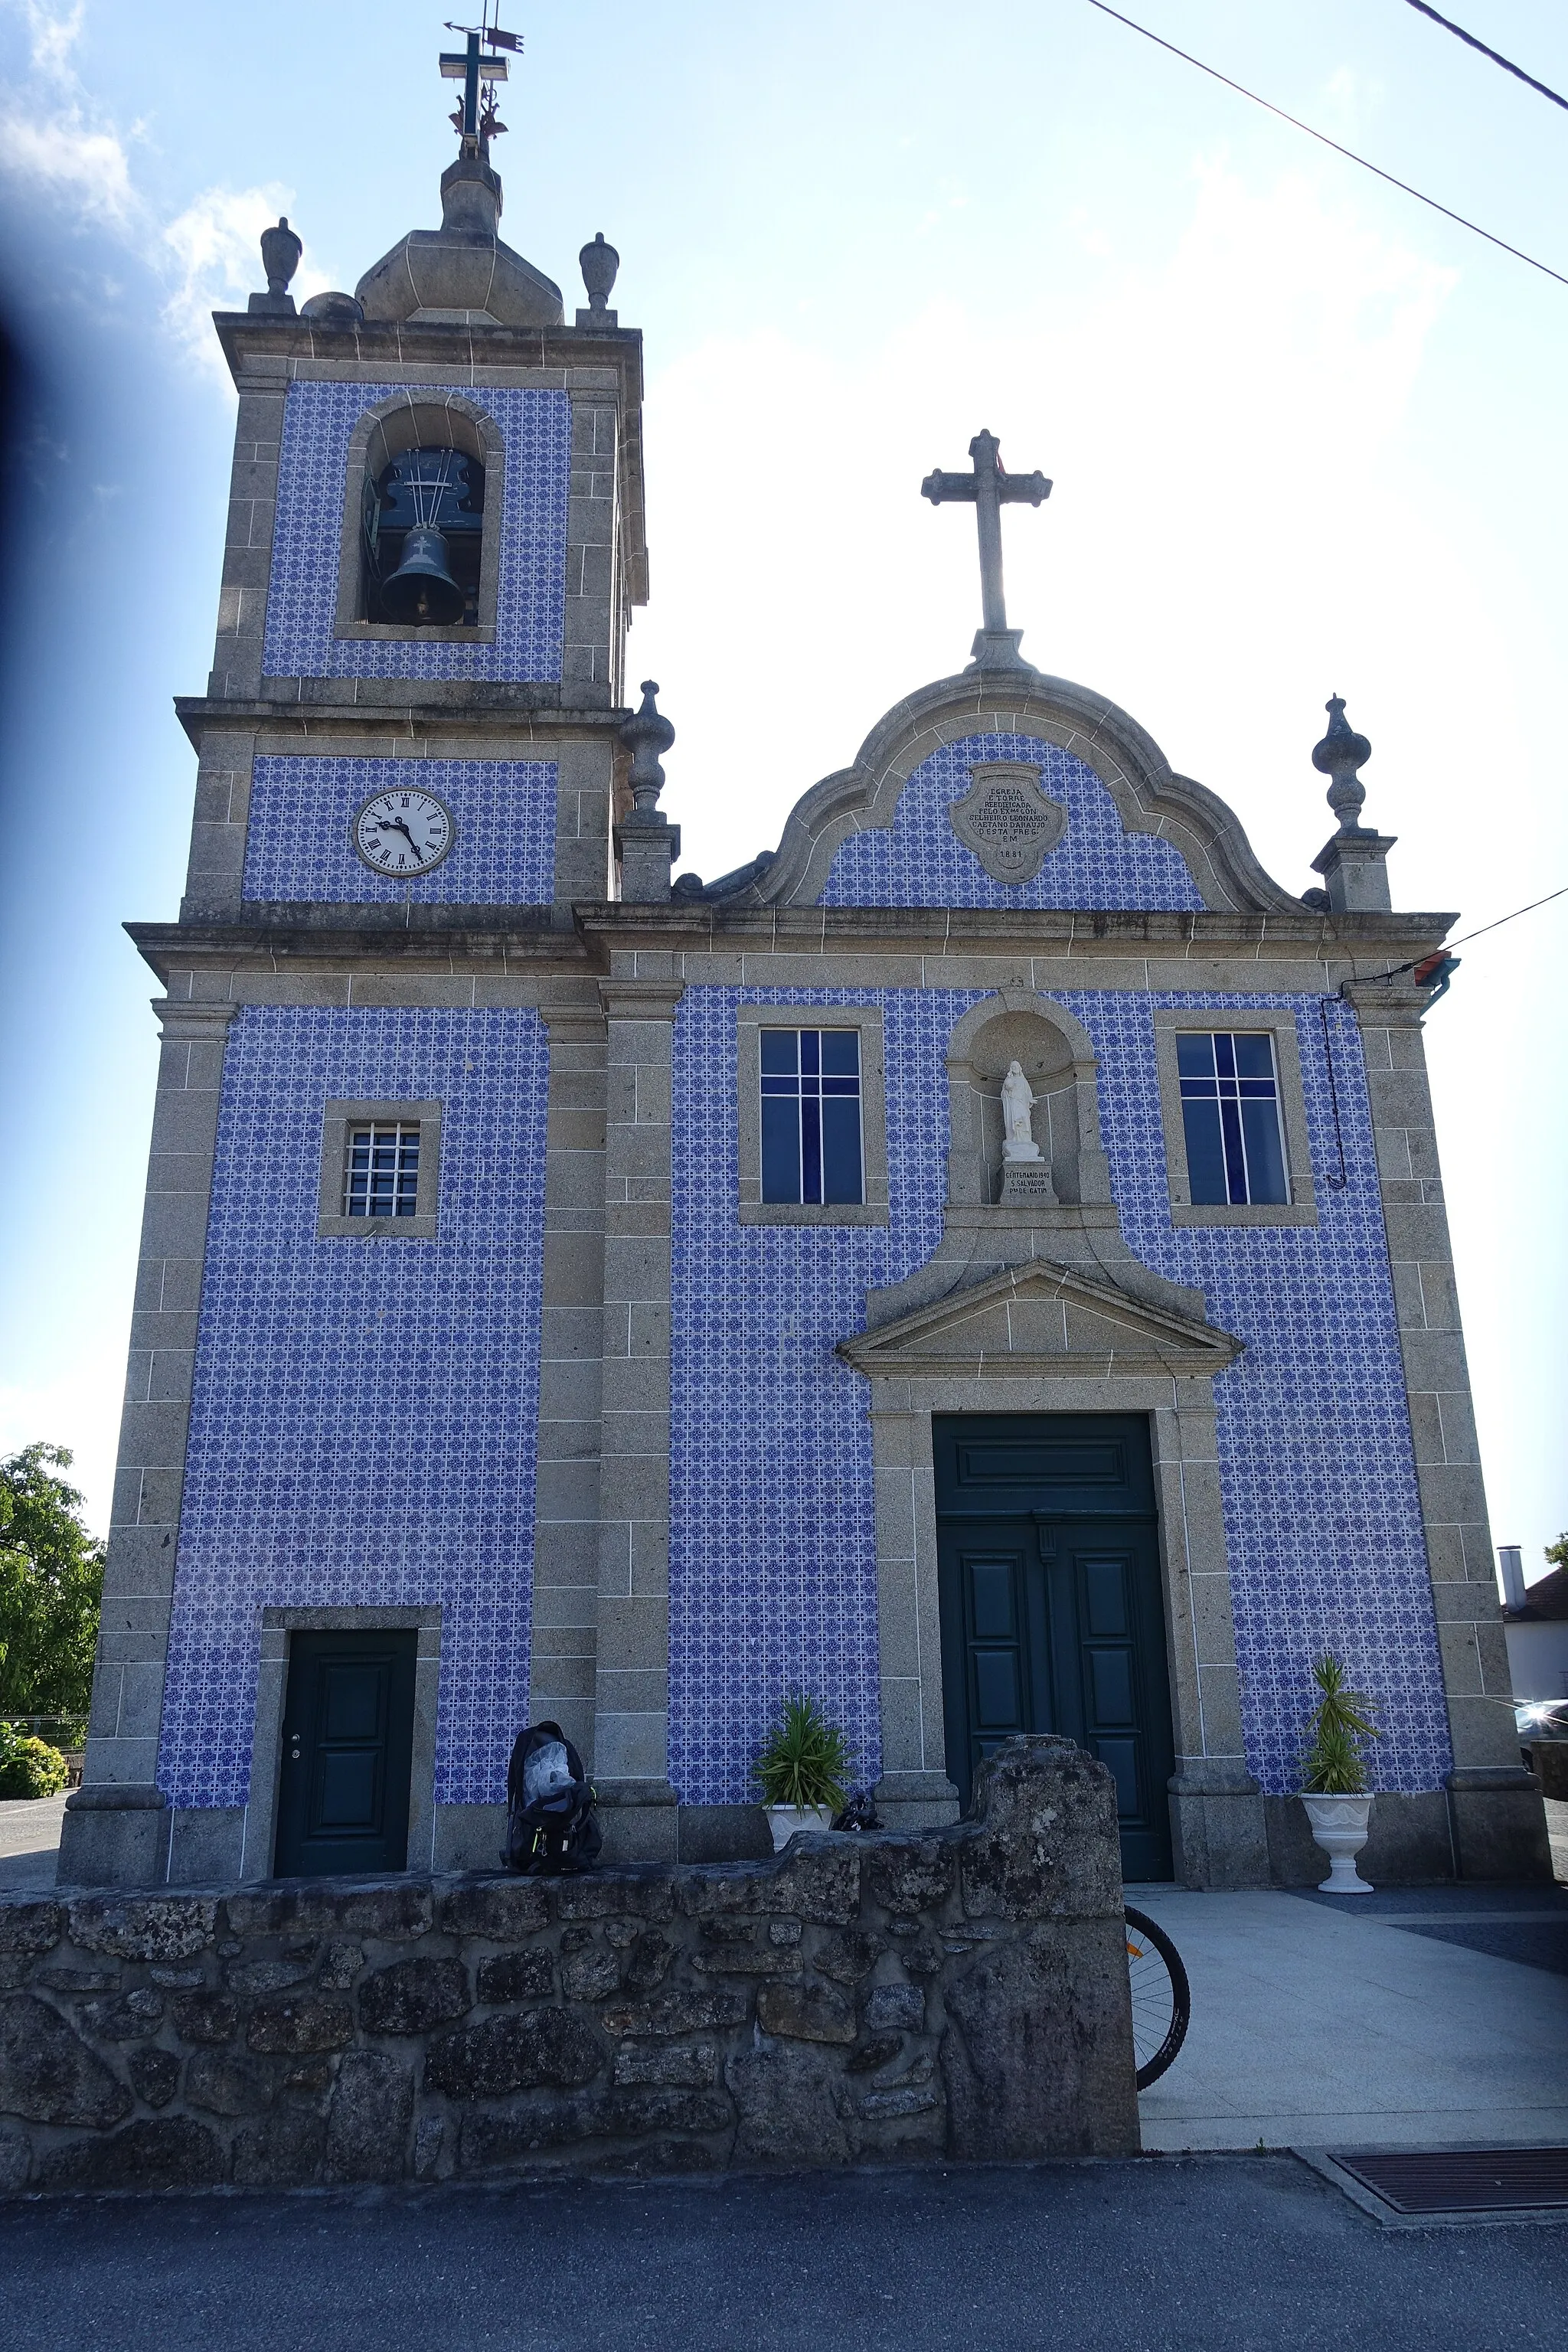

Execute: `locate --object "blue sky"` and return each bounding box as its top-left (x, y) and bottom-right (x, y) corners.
top-left (0, 0), bottom-right (1563, 1588)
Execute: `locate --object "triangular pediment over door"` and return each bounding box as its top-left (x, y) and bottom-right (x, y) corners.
top-left (835, 1256), bottom-right (1241, 1380)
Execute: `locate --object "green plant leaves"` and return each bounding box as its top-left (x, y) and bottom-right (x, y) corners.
top-left (752, 1694), bottom-right (854, 1813)
top-left (1298, 1651), bottom-right (1380, 1795)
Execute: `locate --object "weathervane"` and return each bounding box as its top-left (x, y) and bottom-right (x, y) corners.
top-left (441, 6), bottom-right (521, 157)
top-left (922, 430), bottom-right (1051, 671)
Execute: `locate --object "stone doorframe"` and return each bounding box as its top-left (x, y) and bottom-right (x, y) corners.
top-left (841, 1266), bottom-right (1272, 1889)
top-left (236, 1606), bottom-right (443, 1886)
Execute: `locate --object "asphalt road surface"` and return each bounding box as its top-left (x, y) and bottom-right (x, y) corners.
top-left (4, 2154), bottom-right (1566, 2350)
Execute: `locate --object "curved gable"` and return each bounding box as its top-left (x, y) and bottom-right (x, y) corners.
top-left (723, 671), bottom-right (1300, 916)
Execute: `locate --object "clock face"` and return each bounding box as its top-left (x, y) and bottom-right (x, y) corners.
top-left (352, 788), bottom-right (454, 877)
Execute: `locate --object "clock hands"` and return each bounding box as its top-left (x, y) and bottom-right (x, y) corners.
top-left (375, 815), bottom-right (428, 864)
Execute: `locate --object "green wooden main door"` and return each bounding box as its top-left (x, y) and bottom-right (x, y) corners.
top-left (273, 1630), bottom-right (417, 1879)
top-left (933, 1413), bottom-right (1175, 1880)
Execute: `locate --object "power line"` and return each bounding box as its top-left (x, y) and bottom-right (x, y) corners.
top-left (1403, 2), bottom-right (1568, 116)
top-left (1083, 0), bottom-right (1568, 291)
top-left (1347, 884), bottom-right (1568, 990)
top-left (1448, 883), bottom-right (1568, 951)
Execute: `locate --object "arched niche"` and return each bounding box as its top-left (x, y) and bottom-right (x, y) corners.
top-left (333, 391), bottom-right (506, 642)
top-left (944, 991), bottom-right (1112, 1208)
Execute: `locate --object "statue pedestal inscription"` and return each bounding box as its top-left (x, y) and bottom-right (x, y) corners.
top-left (1001, 1161), bottom-right (1056, 1206)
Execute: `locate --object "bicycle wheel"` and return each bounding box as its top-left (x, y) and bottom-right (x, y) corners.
top-left (1124, 1904), bottom-right (1190, 2090)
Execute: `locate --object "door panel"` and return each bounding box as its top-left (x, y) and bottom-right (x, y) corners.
top-left (273, 1631), bottom-right (417, 1879)
top-left (934, 1416), bottom-right (1176, 1880)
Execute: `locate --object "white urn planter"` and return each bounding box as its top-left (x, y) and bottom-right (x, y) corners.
top-left (764, 1804), bottom-right (836, 1851)
top-left (1302, 1793), bottom-right (1374, 1893)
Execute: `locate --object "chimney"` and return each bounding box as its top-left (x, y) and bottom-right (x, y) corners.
top-left (1498, 1545), bottom-right (1527, 1612)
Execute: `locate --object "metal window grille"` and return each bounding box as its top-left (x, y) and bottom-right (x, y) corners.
top-left (760, 1029), bottom-right (864, 1205)
top-left (344, 1122), bottom-right (421, 1217)
top-left (1176, 1032), bottom-right (1289, 1206)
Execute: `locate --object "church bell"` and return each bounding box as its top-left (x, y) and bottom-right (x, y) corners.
top-left (379, 524), bottom-right (466, 625)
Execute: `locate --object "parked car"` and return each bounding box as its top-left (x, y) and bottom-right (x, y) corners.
top-left (1515, 1698), bottom-right (1568, 1740)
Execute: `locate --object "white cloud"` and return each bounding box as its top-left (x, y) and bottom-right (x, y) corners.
top-left (161, 183), bottom-right (328, 367)
top-left (0, 3), bottom-right (327, 376)
top-left (0, 100), bottom-right (135, 222)
top-left (18, 0), bottom-right (82, 74)
top-left (0, 1374), bottom-right (119, 1539)
top-left (639, 159), bottom-right (1457, 890)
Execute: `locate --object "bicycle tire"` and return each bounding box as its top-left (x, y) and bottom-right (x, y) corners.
top-left (1124, 1904), bottom-right (1190, 2090)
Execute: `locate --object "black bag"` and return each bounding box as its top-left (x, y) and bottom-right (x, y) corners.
top-left (501, 1720), bottom-right (602, 1876)
top-left (832, 1789), bottom-right (882, 1833)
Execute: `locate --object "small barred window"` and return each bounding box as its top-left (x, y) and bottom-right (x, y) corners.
top-left (345, 1122), bottom-right (422, 1218)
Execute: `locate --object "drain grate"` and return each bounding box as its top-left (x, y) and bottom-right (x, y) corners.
top-left (1329, 2148), bottom-right (1568, 2214)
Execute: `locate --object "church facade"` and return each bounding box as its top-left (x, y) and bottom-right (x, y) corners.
top-left (62, 116), bottom-right (1548, 1893)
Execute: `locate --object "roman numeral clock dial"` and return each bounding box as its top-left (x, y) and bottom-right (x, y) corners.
top-left (351, 788), bottom-right (455, 877)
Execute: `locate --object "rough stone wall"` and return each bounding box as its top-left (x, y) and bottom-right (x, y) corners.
top-left (0, 1741), bottom-right (1136, 2193)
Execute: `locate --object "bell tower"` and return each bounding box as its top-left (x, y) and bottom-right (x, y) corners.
top-left (60, 25), bottom-right (651, 1886)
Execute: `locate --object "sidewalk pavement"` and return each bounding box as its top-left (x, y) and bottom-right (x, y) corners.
top-left (1132, 1879), bottom-right (1568, 2151)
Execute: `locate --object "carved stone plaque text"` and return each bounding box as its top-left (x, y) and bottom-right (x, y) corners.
top-left (947, 761), bottom-right (1067, 884)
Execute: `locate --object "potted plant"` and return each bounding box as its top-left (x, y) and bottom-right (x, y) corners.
top-left (1298, 1653), bottom-right (1380, 1893)
top-left (753, 1694), bottom-right (853, 1851)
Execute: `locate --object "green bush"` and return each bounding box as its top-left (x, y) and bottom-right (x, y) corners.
top-left (753, 1694), bottom-right (853, 1814)
top-left (1298, 1654), bottom-right (1379, 1795)
top-left (0, 1720), bottom-right (68, 1799)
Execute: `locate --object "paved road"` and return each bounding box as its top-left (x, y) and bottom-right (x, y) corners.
top-left (0, 1794), bottom-right (67, 1887)
top-left (4, 2156), bottom-right (1565, 2350)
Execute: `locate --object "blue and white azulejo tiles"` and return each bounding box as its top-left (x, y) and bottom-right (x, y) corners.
top-left (817, 732), bottom-right (1207, 911)
top-left (243, 755), bottom-right (557, 905)
top-left (261, 382), bottom-right (569, 684)
top-left (157, 1005), bottom-right (549, 1811)
top-left (668, 983), bottom-right (1451, 1805)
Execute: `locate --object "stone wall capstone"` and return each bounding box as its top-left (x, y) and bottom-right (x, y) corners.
top-left (0, 1738), bottom-right (1138, 2194)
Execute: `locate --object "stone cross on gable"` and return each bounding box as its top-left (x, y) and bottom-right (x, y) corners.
top-left (922, 429), bottom-right (1051, 671)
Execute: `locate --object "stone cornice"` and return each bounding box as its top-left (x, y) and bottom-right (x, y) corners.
top-left (126, 913), bottom-right (583, 985)
top-left (126, 900), bottom-right (1459, 988)
top-left (573, 900), bottom-right (1459, 959)
top-left (173, 692), bottom-right (630, 751)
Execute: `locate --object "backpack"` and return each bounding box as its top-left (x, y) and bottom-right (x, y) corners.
top-left (501, 1721), bottom-right (602, 1877)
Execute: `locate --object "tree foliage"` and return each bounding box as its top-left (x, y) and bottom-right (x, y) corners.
top-left (1546, 1533), bottom-right (1568, 1572)
top-left (0, 1444), bottom-right (104, 1719)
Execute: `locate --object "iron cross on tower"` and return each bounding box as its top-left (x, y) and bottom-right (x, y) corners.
top-left (922, 429), bottom-right (1051, 671)
top-left (440, 12), bottom-right (520, 158)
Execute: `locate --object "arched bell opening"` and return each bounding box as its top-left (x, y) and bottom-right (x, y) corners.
top-left (335, 394), bottom-right (505, 639)
top-left (361, 443), bottom-right (485, 627)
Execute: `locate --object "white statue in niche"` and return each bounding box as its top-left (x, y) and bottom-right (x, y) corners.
top-left (1001, 1060), bottom-right (1042, 1162)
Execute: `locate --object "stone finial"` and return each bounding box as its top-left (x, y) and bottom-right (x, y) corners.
top-left (1308, 693), bottom-right (1395, 913)
top-left (1312, 694), bottom-right (1373, 835)
top-left (260, 217), bottom-right (302, 296)
top-left (620, 680), bottom-right (675, 812)
top-left (249, 217), bottom-right (302, 316)
top-left (580, 232), bottom-right (620, 312)
top-left (615, 682), bottom-right (681, 903)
